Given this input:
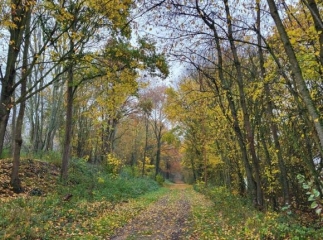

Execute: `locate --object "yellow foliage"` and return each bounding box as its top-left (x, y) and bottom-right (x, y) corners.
top-left (106, 154), bottom-right (123, 175)
top-left (98, 176), bottom-right (105, 183)
top-left (137, 157), bottom-right (154, 176)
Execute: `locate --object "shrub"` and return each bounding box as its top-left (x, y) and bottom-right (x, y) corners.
top-left (105, 154), bottom-right (123, 176)
top-left (155, 174), bottom-right (164, 186)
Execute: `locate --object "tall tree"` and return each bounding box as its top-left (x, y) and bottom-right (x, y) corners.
top-left (266, 0), bottom-right (323, 151)
top-left (0, 0), bottom-right (33, 157)
top-left (10, 2), bottom-right (33, 192)
top-left (255, 1), bottom-right (290, 205)
top-left (142, 85), bottom-right (168, 178)
top-left (138, 98), bottom-right (153, 176)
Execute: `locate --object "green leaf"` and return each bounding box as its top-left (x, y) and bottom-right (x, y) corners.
top-left (296, 174), bottom-right (304, 182)
top-left (308, 195), bottom-right (315, 201)
top-left (302, 183), bottom-right (310, 189)
top-left (315, 208), bottom-right (322, 215)
top-left (310, 201), bottom-right (318, 209)
top-left (313, 189), bottom-right (320, 198)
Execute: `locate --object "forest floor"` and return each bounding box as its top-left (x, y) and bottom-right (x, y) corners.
top-left (110, 183), bottom-right (209, 240)
top-left (1, 159), bottom-right (323, 239)
top-left (0, 158), bottom-right (60, 200)
top-left (0, 159), bottom-right (215, 239)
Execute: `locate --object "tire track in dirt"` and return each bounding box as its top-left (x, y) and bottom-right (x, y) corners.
top-left (110, 184), bottom-right (203, 240)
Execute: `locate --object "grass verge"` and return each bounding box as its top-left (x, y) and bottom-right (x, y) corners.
top-left (192, 185), bottom-right (323, 239)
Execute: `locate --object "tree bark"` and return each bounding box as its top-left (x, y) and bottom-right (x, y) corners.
top-left (10, 5), bottom-right (32, 192)
top-left (61, 66), bottom-right (74, 181)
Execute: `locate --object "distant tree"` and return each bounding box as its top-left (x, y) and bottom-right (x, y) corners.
top-left (141, 86), bottom-right (169, 178)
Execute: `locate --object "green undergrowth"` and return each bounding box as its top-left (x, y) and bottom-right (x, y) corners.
top-left (0, 158), bottom-right (164, 239)
top-left (193, 184), bottom-right (323, 239)
top-left (64, 159), bottom-right (160, 202)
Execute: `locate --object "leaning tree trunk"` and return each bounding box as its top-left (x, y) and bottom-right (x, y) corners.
top-left (267, 0), bottom-right (323, 151)
top-left (303, 0), bottom-right (323, 67)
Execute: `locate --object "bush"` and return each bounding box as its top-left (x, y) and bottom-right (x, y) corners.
top-left (155, 174), bottom-right (164, 186)
top-left (120, 166), bottom-right (140, 179)
top-left (63, 159), bottom-right (160, 202)
top-left (104, 154), bottom-right (123, 176)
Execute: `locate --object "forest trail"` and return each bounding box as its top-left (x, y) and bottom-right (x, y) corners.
top-left (110, 184), bottom-right (212, 240)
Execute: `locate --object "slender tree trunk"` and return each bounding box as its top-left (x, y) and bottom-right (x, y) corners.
top-left (260, 19), bottom-right (323, 194)
top-left (61, 66), bottom-right (74, 181)
top-left (224, 0), bottom-right (263, 207)
top-left (190, 155), bottom-right (197, 182)
top-left (195, 0), bottom-right (257, 202)
top-left (236, 161), bottom-right (246, 196)
top-left (61, 10), bottom-right (79, 180)
top-left (155, 133), bottom-right (161, 178)
top-left (203, 143), bottom-right (207, 186)
top-left (11, 95), bottom-right (16, 157)
top-left (43, 62), bottom-right (64, 151)
top-left (104, 118), bottom-right (118, 155)
top-left (303, 0), bottom-right (323, 66)
top-left (0, 0), bottom-right (31, 157)
top-left (256, 2), bottom-right (290, 205)
top-left (11, 6), bottom-right (31, 192)
top-left (142, 116), bottom-right (149, 177)
top-left (11, 84), bottom-right (27, 193)
top-left (267, 0), bottom-right (323, 151)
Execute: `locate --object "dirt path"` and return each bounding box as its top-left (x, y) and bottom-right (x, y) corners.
top-left (110, 184), bottom-right (209, 240)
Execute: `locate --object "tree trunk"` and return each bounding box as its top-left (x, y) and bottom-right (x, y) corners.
top-left (223, 0), bottom-right (263, 207)
top-left (104, 118), bottom-right (118, 155)
top-left (155, 134), bottom-right (161, 178)
top-left (256, 2), bottom-right (290, 205)
top-left (61, 66), bottom-right (74, 181)
top-left (43, 61), bottom-right (64, 152)
top-left (190, 155), bottom-right (197, 182)
top-left (11, 96), bottom-right (16, 157)
top-left (142, 116), bottom-right (149, 177)
top-left (0, 0), bottom-right (31, 157)
top-left (303, 0), bottom-right (323, 66)
top-left (11, 85), bottom-right (27, 193)
top-left (267, 0), bottom-right (323, 151)
top-left (10, 6), bottom-right (32, 192)
top-left (195, 0), bottom-right (257, 202)
top-left (203, 143), bottom-right (207, 186)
